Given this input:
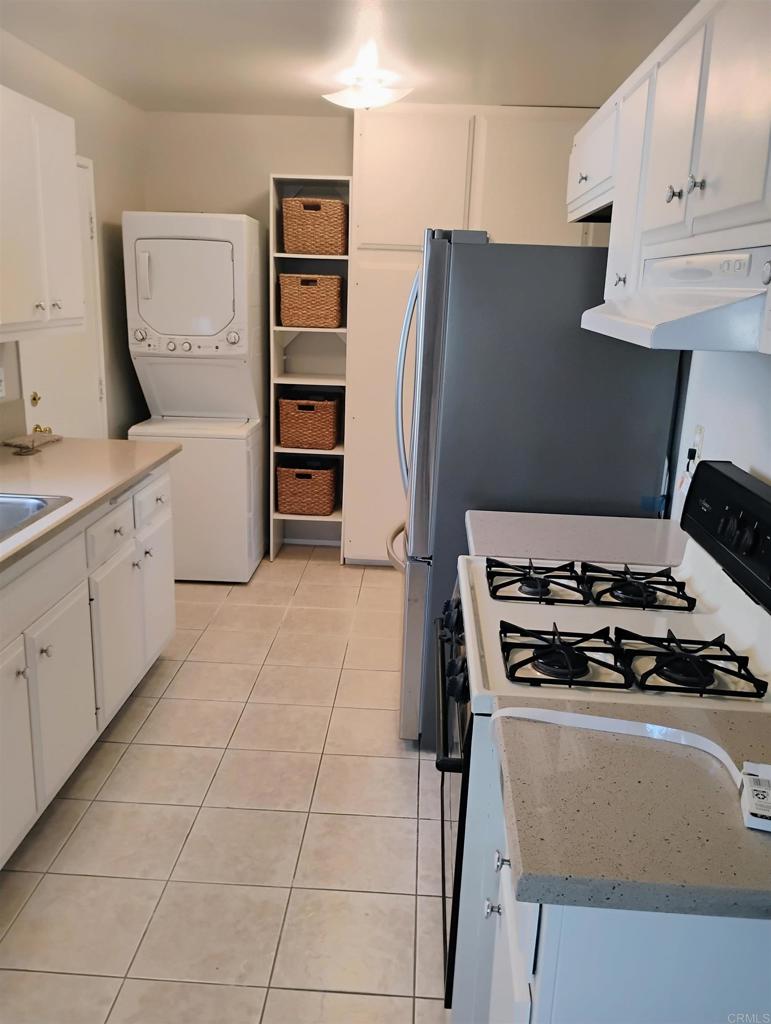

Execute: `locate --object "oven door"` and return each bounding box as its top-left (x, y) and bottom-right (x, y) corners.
top-left (434, 610), bottom-right (471, 1010)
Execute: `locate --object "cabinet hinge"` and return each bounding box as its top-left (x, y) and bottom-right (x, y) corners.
top-left (88, 596), bottom-right (95, 603)
top-left (97, 377), bottom-right (105, 402)
top-left (89, 211), bottom-right (95, 241)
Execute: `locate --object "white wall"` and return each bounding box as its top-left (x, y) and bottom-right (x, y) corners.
top-left (143, 112), bottom-right (353, 225)
top-left (672, 352), bottom-right (771, 518)
top-left (0, 28), bottom-right (147, 438)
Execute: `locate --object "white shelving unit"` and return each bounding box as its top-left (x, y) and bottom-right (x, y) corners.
top-left (268, 173), bottom-right (351, 560)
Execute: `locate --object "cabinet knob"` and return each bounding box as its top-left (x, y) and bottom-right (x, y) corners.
top-left (687, 173), bottom-right (706, 194)
top-left (34, 302), bottom-right (47, 311)
top-left (494, 849), bottom-right (511, 873)
top-left (484, 899), bottom-right (502, 919)
top-left (114, 526), bottom-right (124, 536)
top-left (51, 300), bottom-right (63, 310)
top-left (39, 645), bottom-right (53, 658)
top-left (614, 273), bottom-right (627, 287)
top-left (155, 495), bottom-right (166, 504)
top-left (132, 560), bottom-right (142, 570)
top-left (578, 172), bottom-right (588, 184)
top-left (15, 667), bottom-right (29, 679)
top-left (144, 547), bottom-right (154, 558)
top-left (665, 184), bottom-right (683, 204)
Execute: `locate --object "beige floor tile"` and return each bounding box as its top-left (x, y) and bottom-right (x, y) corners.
top-left (162, 628), bottom-right (202, 661)
top-left (59, 741), bottom-right (127, 799)
top-left (174, 600), bottom-right (220, 629)
top-left (134, 659), bottom-right (182, 698)
top-left (362, 566), bottom-right (403, 590)
top-left (416, 896), bottom-right (445, 999)
top-left (351, 609), bottom-right (402, 639)
top-left (276, 543), bottom-right (314, 561)
top-left (301, 562), bottom-right (364, 587)
top-left (173, 807), bottom-right (305, 886)
top-left (102, 696), bottom-right (158, 742)
top-left (266, 630), bottom-right (347, 670)
top-left (294, 813), bottom-right (416, 894)
top-left (208, 602), bottom-right (286, 632)
top-left (262, 989), bottom-right (412, 1024)
top-left (272, 888), bottom-right (414, 995)
top-left (0, 874), bottom-right (162, 976)
top-left (249, 559), bottom-right (306, 586)
top-left (418, 818), bottom-right (453, 897)
top-left (129, 881), bottom-right (287, 986)
top-left (164, 661), bottom-right (258, 702)
top-left (249, 664), bottom-right (340, 706)
top-left (97, 745), bottom-right (221, 806)
top-left (310, 545), bottom-right (342, 562)
top-left (110, 979), bottom-right (266, 1024)
top-left (313, 755), bottom-right (418, 818)
top-left (335, 669), bottom-right (401, 710)
top-left (345, 635), bottom-right (403, 672)
top-left (418, 764), bottom-right (448, 821)
top-left (6, 799), bottom-right (89, 872)
top-left (225, 581), bottom-right (296, 606)
top-left (415, 998), bottom-right (452, 1024)
top-left (0, 872), bottom-right (41, 939)
top-left (134, 698), bottom-right (242, 748)
top-left (205, 749), bottom-right (320, 811)
top-left (325, 707), bottom-right (418, 759)
top-left (230, 703), bottom-right (330, 753)
top-left (0, 971), bottom-right (121, 1024)
top-left (357, 587), bottom-right (404, 611)
top-left (292, 582), bottom-right (360, 608)
top-left (174, 582), bottom-right (231, 603)
top-left (51, 802), bottom-right (196, 879)
top-left (281, 606), bottom-right (355, 636)
top-left (188, 627), bottom-right (274, 666)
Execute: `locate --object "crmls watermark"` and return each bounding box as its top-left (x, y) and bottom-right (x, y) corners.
top-left (727, 1013), bottom-right (771, 1023)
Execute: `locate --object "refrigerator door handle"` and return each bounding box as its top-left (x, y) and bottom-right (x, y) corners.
top-left (395, 270), bottom-right (420, 493)
top-left (386, 522), bottom-right (407, 572)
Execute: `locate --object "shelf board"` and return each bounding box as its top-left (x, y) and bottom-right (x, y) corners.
top-left (274, 508), bottom-right (343, 523)
top-left (273, 326), bottom-right (347, 335)
top-left (273, 374), bottom-right (346, 387)
top-left (273, 252), bottom-right (349, 261)
top-left (274, 444), bottom-right (344, 456)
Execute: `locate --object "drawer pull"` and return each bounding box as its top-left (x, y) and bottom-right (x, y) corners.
top-left (494, 849), bottom-right (511, 873)
top-left (484, 899), bottom-right (502, 919)
top-left (687, 173), bottom-right (706, 194)
top-left (665, 184), bottom-right (683, 204)
top-left (132, 560), bottom-right (142, 570)
top-left (114, 526), bottom-right (124, 536)
top-left (39, 645), bottom-right (53, 658)
top-left (15, 667), bottom-right (29, 679)
top-left (155, 495), bottom-right (166, 504)
top-left (614, 273), bottom-right (627, 287)
top-left (578, 171), bottom-right (588, 184)
top-left (144, 547), bottom-right (154, 558)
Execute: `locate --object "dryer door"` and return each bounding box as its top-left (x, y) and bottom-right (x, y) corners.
top-left (135, 238), bottom-right (235, 336)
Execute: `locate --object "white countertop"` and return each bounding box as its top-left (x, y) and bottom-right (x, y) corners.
top-left (0, 438), bottom-right (180, 569)
top-left (465, 510), bottom-right (687, 565)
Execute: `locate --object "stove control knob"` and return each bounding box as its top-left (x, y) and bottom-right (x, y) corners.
top-left (181, 341), bottom-right (192, 352)
top-left (739, 525), bottom-right (757, 556)
top-left (166, 340), bottom-right (177, 352)
top-left (226, 331), bottom-right (240, 345)
top-left (133, 328), bottom-right (147, 342)
top-left (722, 513), bottom-right (740, 546)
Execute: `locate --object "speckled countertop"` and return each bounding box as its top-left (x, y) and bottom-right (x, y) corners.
top-left (492, 695), bottom-right (771, 918)
top-left (0, 438), bottom-right (180, 570)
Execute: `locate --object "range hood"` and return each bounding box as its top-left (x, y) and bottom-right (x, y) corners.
top-left (582, 247), bottom-right (771, 352)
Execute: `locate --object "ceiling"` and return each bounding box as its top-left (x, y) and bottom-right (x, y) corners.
top-left (0, 0), bottom-right (697, 116)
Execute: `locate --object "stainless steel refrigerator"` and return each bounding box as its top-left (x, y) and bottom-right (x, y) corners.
top-left (394, 230), bottom-right (682, 742)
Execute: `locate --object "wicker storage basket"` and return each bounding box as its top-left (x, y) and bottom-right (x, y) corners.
top-left (276, 464), bottom-right (337, 517)
top-left (279, 397), bottom-right (339, 450)
top-left (282, 197), bottom-right (347, 255)
top-left (279, 274), bottom-right (342, 329)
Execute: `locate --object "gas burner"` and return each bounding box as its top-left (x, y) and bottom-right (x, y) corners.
top-left (616, 628), bottom-right (768, 699)
top-left (582, 563), bottom-right (697, 611)
top-left (500, 622), bottom-right (632, 689)
top-left (487, 558), bottom-right (590, 605)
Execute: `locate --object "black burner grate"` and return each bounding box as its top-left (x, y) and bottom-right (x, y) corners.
top-left (500, 621), bottom-right (632, 689)
top-left (487, 558), bottom-right (590, 606)
top-left (582, 563), bottom-right (697, 611)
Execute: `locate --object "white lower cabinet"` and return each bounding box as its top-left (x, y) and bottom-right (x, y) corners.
top-left (25, 581), bottom-right (97, 805)
top-left (137, 512), bottom-right (175, 665)
top-left (488, 867), bottom-right (533, 1024)
top-left (0, 637), bottom-right (38, 865)
top-left (89, 539), bottom-right (145, 727)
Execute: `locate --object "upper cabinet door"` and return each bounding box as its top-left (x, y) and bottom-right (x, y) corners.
top-left (35, 103), bottom-right (84, 323)
top-left (689, 1), bottom-right (771, 235)
top-left (566, 105), bottom-right (617, 212)
top-left (641, 26), bottom-right (706, 236)
top-left (354, 110), bottom-right (474, 248)
top-left (0, 87), bottom-right (47, 328)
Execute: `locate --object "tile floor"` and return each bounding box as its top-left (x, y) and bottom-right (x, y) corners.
top-left (0, 545), bottom-right (454, 1024)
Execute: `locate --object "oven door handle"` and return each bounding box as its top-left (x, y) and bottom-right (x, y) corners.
top-left (435, 617), bottom-right (464, 774)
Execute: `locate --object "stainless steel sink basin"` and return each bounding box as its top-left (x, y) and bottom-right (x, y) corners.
top-left (0, 493), bottom-right (72, 542)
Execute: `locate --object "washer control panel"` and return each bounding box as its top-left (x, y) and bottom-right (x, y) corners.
top-left (129, 325), bottom-right (248, 355)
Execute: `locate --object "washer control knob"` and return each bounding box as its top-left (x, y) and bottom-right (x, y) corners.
top-left (181, 341), bottom-right (192, 352)
top-left (762, 261), bottom-right (771, 287)
top-left (167, 340), bottom-right (177, 352)
top-left (226, 331), bottom-right (240, 345)
top-left (133, 328), bottom-right (147, 342)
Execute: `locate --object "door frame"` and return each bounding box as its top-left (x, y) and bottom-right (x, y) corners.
top-left (77, 155), bottom-right (108, 436)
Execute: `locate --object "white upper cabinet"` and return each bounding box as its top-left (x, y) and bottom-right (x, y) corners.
top-left (0, 86), bottom-right (84, 335)
top-left (566, 104), bottom-right (617, 219)
top-left (354, 110), bottom-right (474, 247)
top-left (641, 26), bottom-right (706, 238)
top-left (688, 1), bottom-right (771, 235)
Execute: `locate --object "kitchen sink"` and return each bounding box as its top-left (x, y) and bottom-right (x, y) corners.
top-left (0, 493), bottom-right (72, 542)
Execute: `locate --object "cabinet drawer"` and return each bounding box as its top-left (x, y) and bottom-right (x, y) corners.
top-left (133, 473), bottom-right (172, 529)
top-left (86, 500), bottom-right (134, 569)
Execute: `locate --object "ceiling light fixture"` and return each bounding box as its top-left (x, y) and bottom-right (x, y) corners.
top-left (323, 40), bottom-right (412, 110)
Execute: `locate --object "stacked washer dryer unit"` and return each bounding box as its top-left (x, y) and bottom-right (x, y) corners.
top-left (124, 211), bottom-right (266, 583)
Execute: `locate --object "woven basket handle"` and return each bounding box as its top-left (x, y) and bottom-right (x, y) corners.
top-left (299, 278), bottom-right (318, 287)
top-left (295, 471), bottom-right (313, 480)
top-left (302, 202), bottom-right (322, 212)
top-left (297, 403), bottom-right (316, 412)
